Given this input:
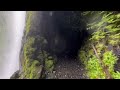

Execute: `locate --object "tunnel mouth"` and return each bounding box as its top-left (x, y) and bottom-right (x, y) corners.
top-left (55, 29), bottom-right (89, 60)
top-left (37, 11), bottom-right (89, 60)
top-left (49, 11), bottom-right (88, 60)
top-left (51, 25), bottom-right (89, 60)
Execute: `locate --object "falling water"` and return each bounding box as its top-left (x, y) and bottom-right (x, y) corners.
top-left (0, 11), bottom-right (26, 79)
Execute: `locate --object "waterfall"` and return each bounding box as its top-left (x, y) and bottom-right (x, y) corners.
top-left (0, 11), bottom-right (26, 79)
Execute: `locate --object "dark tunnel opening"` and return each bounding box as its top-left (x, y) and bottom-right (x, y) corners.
top-left (50, 11), bottom-right (89, 59)
top-left (56, 28), bottom-right (89, 59)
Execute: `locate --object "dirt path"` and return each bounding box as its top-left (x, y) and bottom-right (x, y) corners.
top-left (53, 57), bottom-right (87, 79)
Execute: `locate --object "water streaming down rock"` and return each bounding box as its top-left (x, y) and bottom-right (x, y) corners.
top-left (0, 11), bottom-right (26, 79)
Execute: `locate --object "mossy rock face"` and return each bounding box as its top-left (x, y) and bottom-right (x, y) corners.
top-left (45, 59), bottom-right (55, 79)
top-left (45, 60), bottom-right (54, 72)
top-left (37, 50), bottom-right (56, 78)
top-left (20, 59), bottom-right (42, 79)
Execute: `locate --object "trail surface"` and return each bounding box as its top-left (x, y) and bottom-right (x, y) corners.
top-left (53, 57), bottom-right (87, 79)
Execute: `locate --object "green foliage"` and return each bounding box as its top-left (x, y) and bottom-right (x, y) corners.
top-left (90, 30), bottom-right (106, 41)
top-left (87, 56), bottom-right (105, 79)
top-left (79, 46), bottom-right (119, 79)
top-left (85, 11), bottom-right (120, 46)
top-left (79, 11), bottom-right (120, 79)
top-left (112, 71), bottom-right (120, 79)
top-left (108, 33), bottom-right (120, 46)
top-left (103, 51), bottom-right (118, 73)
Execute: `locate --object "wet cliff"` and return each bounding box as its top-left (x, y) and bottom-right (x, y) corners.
top-left (11, 11), bottom-right (120, 79)
top-left (10, 11), bottom-right (88, 79)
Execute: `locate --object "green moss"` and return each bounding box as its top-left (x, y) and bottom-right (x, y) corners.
top-left (25, 11), bottom-right (33, 36)
top-left (45, 60), bottom-right (54, 72)
top-left (20, 11), bottom-right (56, 79)
top-left (21, 59), bottom-right (41, 79)
top-left (24, 37), bottom-right (36, 59)
top-left (37, 50), bottom-right (55, 77)
top-left (20, 36), bottom-right (42, 79)
top-left (37, 50), bottom-right (55, 72)
top-left (29, 60), bottom-right (40, 79)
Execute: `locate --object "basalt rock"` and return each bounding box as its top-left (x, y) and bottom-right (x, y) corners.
top-left (10, 70), bottom-right (20, 79)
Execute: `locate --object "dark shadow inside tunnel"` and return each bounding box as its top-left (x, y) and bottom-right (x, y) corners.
top-left (47, 11), bottom-right (89, 59)
top-left (55, 28), bottom-right (89, 59)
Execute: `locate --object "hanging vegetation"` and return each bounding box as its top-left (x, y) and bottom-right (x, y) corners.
top-left (79, 11), bottom-right (120, 79)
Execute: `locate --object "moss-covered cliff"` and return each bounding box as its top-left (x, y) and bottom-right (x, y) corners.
top-left (11, 11), bottom-right (56, 79)
top-left (11, 11), bottom-right (86, 79)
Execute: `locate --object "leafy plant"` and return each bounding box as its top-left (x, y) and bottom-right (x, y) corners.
top-left (87, 56), bottom-right (106, 79)
top-left (103, 51), bottom-right (118, 73)
top-left (112, 71), bottom-right (120, 79)
top-left (79, 11), bottom-right (120, 79)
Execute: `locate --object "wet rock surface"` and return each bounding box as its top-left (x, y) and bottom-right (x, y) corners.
top-left (10, 70), bottom-right (20, 79)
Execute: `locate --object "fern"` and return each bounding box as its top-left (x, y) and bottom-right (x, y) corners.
top-left (79, 11), bottom-right (120, 79)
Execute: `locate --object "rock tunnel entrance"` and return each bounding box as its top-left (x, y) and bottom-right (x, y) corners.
top-left (55, 27), bottom-right (88, 59)
top-left (46, 11), bottom-right (88, 59)
top-left (47, 11), bottom-right (89, 79)
top-left (32, 11), bottom-right (89, 60)
top-left (19, 11), bottom-right (89, 79)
